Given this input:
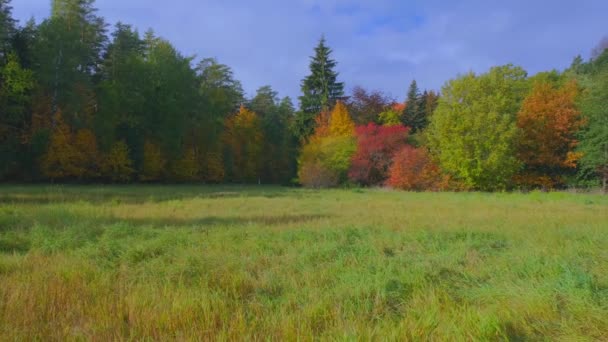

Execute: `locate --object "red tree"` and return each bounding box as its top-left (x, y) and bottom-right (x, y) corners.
top-left (387, 146), bottom-right (447, 191)
top-left (348, 123), bottom-right (409, 186)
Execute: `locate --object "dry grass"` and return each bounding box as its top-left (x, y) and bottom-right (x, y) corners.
top-left (0, 185), bottom-right (607, 340)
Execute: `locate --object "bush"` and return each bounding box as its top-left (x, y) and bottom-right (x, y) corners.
top-left (387, 146), bottom-right (448, 191)
top-left (349, 123), bottom-right (409, 186)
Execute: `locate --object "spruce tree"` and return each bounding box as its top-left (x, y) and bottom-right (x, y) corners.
top-left (296, 36), bottom-right (344, 140)
top-left (0, 0), bottom-right (15, 62)
top-left (402, 80), bottom-right (426, 133)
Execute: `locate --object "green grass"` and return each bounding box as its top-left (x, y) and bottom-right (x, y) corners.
top-left (0, 185), bottom-right (607, 340)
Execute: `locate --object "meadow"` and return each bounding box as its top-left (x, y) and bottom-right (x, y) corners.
top-left (0, 185), bottom-right (607, 340)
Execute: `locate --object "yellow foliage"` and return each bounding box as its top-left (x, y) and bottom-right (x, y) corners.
top-left (329, 101), bottom-right (355, 137)
top-left (141, 140), bottom-right (166, 181)
top-left (173, 147), bottom-right (200, 182)
top-left (73, 129), bottom-right (100, 178)
top-left (101, 141), bottom-right (134, 182)
top-left (41, 111), bottom-right (84, 180)
top-left (223, 105), bottom-right (264, 182)
top-left (202, 149), bottom-right (225, 183)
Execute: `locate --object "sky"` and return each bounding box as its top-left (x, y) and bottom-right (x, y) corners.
top-left (12, 0), bottom-right (608, 102)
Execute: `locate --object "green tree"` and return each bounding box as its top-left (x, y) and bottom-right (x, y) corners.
top-left (402, 80), bottom-right (427, 133)
top-left (296, 36), bottom-right (344, 140)
top-left (0, 0), bottom-right (15, 62)
top-left (427, 65), bottom-right (528, 190)
top-left (0, 53), bottom-right (35, 179)
top-left (250, 86), bottom-right (296, 183)
top-left (34, 0), bottom-right (106, 121)
top-left (578, 70), bottom-right (608, 193)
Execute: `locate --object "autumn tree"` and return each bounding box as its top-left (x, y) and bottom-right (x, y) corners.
top-left (73, 128), bottom-right (100, 178)
top-left (387, 146), bottom-right (447, 191)
top-left (349, 123), bottom-right (409, 186)
top-left (378, 108), bottom-right (402, 126)
top-left (140, 140), bottom-right (165, 181)
top-left (223, 105), bottom-right (264, 183)
top-left (101, 140), bottom-right (133, 182)
top-left (427, 65), bottom-right (528, 190)
top-left (40, 111), bottom-right (82, 180)
top-left (515, 80), bottom-right (584, 189)
top-left (346, 86), bottom-right (393, 124)
top-left (298, 102), bottom-right (356, 187)
top-left (173, 146), bottom-right (200, 182)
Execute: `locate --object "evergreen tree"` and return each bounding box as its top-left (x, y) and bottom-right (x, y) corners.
top-left (0, 0), bottom-right (15, 62)
top-left (296, 36), bottom-right (344, 140)
top-left (402, 80), bottom-right (426, 133)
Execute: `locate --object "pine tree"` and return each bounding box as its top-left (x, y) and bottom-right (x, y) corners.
top-left (402, 80), bottom-right (426, 133)
top-left (0, 0), bottom-right (15, 62)
top-left (296, 36), bottom-right (344, 140)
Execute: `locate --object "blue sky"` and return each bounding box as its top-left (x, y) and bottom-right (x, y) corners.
top-left (13, 0), bottom-right (608, 102)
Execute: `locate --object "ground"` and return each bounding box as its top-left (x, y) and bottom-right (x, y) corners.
top-left (0, 185), bottom-right (607, 340)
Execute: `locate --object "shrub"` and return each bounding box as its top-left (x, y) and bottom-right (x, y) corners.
top-left (387, 146), bottom-right (447, 191)
top-left (349, 123), bottom-right (409, 186)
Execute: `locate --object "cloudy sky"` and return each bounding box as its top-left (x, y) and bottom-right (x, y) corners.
top-left (13, 0), bottom-right (608, 101)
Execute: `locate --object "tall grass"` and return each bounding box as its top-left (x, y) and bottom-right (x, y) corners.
top-left (1, 185), bottom-right (607, 340)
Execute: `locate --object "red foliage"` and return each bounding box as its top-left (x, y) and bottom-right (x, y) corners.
top-left (348, 123), bottom-right (409, 185)
top-left (387, 146), bottom-right (447, 191)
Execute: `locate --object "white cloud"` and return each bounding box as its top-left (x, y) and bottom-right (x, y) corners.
top-left (11, 0), bottom-right (608, 101)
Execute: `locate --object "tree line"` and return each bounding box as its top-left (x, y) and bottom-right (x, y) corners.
top-left (0, 0), bottom-right (607, 192)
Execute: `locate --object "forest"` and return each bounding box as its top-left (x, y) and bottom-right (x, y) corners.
top-left (1, 0), bottom-right (607, 192)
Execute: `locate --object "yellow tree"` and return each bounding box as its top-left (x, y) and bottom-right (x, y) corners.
top-left (141, 140), bottom-right (166, 181)
top-left (40, 111), bottom-right (83, 180)
top-left (173, 146), bottom-right (200, 182)
top-left (516, 80), bottom-right (585, 188)
top-left (101, 141), bottom-right (134, 182)
top-left (298, 102), bottom-right (356, 187)
top-left (223, 105), bottom-right (264, 182)
top-left (329, 101), bottom-right (355, 136)
top-left (73, 128), bottom-right (100, 179)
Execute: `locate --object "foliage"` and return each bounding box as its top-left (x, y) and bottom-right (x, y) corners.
top-left (0, 52), bottom-right (34, 178)
top-left (577, 70), bottom-right (608, 193)
top-left (378, 108), bottom-right (401, 126)
top-left (329, 101), bottom-right (355, 137)
top-left (349, 123), bottom-right (409, 186)
top-left (223, 105), bottom-right (264, 183)
top-left (173, 147), bottom-right (200, 182)
top-left (101, 140), bottom-right (133, 182)
top-left (40, 111), bottom-right (83, 180)
top-left (427, 65), bottom-right (529, 191)
top-left (298, 102), bottom-right (356, 188)
top-left (387, 146), bottom-right (447, 191)
top-left (515, 80), bottom-right (584, 189)
top-left (140, 140), bottom-right (165, 182)
top-left (346, 86), bottom-right (393, 124)
top-left (250, 86), bottom-right (296, 184)
top-left (73, 128), bottom-right (100, 179)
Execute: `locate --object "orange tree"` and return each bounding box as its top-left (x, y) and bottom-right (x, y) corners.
top-left (516, 80), bottom-right (584, 189)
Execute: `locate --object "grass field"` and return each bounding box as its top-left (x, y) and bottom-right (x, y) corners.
top-left (0, 185), bottom-right (607, 340)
